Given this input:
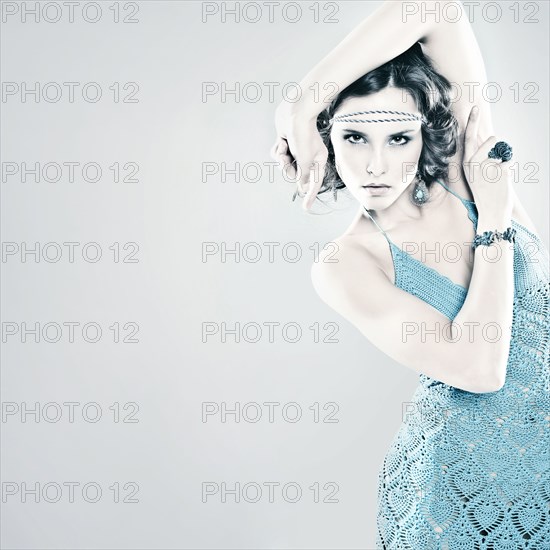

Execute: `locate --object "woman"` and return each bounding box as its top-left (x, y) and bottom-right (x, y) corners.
top-left (271, 1), bottom-right (549, 548)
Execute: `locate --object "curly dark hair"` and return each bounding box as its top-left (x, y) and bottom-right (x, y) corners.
top-left (315, 41), bottom-right (459, 203)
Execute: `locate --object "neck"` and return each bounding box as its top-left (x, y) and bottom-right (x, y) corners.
top-left (362, 179), bottom-right (449, 231)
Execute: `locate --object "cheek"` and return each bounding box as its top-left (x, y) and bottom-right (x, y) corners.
top-left (405, 139), bottom-right (423, 160)
top-left (395, 140), bottom-right (423, 171)
top-left (331, 142), bottom-right (363, 174)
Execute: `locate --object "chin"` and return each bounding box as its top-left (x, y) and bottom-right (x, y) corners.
top-left (362, 195), bottom-right (394, 210)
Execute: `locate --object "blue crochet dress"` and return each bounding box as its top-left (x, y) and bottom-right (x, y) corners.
top-left (367, 180), bottom-right (550, 549)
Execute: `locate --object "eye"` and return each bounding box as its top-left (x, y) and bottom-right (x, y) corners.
top-left (342, 133), bottom-right (411, 146)
top-left (343, 133), bottom-right (366, 145)
top-left (391, 135), bottom-right (410, 146)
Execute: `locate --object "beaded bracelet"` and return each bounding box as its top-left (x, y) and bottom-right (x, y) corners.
top-left (472, 227), bottom-right (517, 249)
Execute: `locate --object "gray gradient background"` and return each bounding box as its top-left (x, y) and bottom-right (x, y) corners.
top-left (1, 1), bottom-right (548, 548)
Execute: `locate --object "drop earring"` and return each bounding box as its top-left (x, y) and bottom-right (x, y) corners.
top-left (411, 171), bottom-right (429, 205)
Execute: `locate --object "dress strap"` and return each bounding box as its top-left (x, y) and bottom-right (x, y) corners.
top-left (363, 208), bottom-right (391, 244)
top-left (434, 179), bottom-right (474, 204)
top-left (433, 179), bottom-right (478, 228)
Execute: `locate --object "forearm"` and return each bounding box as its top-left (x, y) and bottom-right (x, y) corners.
top-left (293, 0), bottom-right (435, 119)
top-left (452, 214), bottom-right (515, 388)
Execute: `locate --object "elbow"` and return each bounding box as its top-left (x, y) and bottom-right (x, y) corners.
top-left (473, 378), bottom-right (505, 395)
top-left (466, 378), bottom-right (503, 394)
top-left (488, 368), bottom-right (507, 393)
top-left (485, 353), bottom-right (509, 392)
top-left (456, 350), bottom-right (507, 394)
top-left (469, 364), bottom-right (507, 394)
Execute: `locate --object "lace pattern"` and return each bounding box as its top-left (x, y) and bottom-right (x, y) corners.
top-left (375, 186), bottom-right (550, 549)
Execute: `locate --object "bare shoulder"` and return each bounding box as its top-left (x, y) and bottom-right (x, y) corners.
top-left (312, 234), bottom-right (379, 278)
top-left (310, 234), bottom-right (388, 315)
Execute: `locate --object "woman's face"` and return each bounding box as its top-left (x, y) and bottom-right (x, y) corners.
top-left (330, 87), bottom-right (424, 210)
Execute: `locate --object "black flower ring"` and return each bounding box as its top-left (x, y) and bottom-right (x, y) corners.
top-left (488, 141), bottom-right (513, 162)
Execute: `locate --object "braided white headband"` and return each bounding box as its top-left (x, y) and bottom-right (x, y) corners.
top-left (329, 109), bottom-right (427, 124)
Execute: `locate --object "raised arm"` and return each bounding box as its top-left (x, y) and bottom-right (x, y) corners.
top-left (311, 237), bottom-right (507, 394)
top-left (272, 0), bottom-right (494, 207)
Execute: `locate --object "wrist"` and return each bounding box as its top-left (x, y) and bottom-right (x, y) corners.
top-left (472, 224), bottom-right (516, 251)
top-left (281, 83), bottom-right (328, 121)
top-left (476, 215), bottom-right (512, 234)
top-left (284, 102), bottom-right (322, 125)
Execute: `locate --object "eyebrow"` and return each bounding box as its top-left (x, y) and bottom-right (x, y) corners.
top-left (340, 128), bottom-right (417, 137)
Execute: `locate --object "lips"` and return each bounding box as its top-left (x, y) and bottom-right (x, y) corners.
top-left (362, 184), bottom-right (391, 196)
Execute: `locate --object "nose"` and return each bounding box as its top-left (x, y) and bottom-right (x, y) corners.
top-left (366, 149), bottom-right (387, 177)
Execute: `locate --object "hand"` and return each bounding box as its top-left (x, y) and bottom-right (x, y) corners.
top-left (462, 105), bottom-right (514, 221)
top-left (270, 101), bottom-right (328, 210)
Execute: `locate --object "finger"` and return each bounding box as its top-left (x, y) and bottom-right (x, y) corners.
top-left (270, 137), bottom-right (286, 161)
top-left (272, 139), bottom-right (297, 179)
top-left (292, 187), bottom-right (306, 202)
top-left (479, 139), bottom-right (511, 183)
top-left (295, 157), bottom-right (314, 197)
top-left (464, 135), bottom-right (504, 186)
top-left (270, 141), bottom-right (279, 161)
top-left (303, 156), bottom-right (327, 211)
top-left (471, 135), bottom-right (501, 164)
top-left (463, 105), bottom-right (480, 162)
top-left (277, 140), bottom-right (297, 178)
top-left (279, 153), bottom-right (297, 180)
